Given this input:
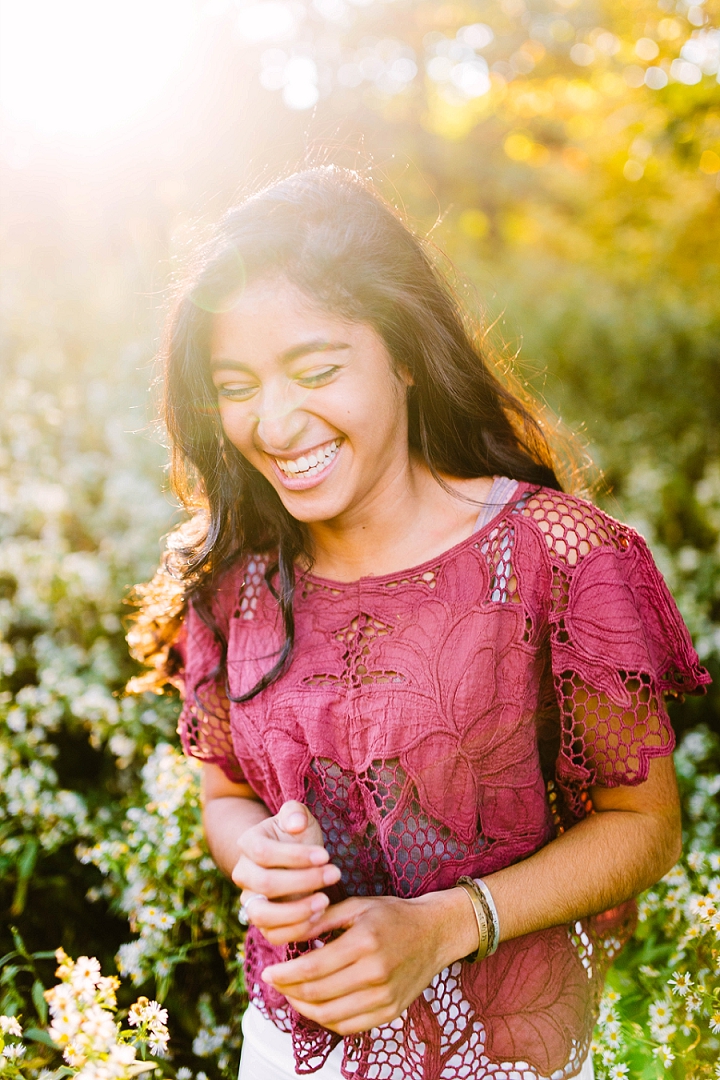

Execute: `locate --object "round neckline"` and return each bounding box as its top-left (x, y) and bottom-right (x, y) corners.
top-left (299, 480), bottom-right (531, 589)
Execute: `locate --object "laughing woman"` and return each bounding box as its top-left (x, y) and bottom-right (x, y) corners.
top-left (130, 168), bottom-right (709, 1080)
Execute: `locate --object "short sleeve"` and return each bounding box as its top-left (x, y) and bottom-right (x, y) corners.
top-left (525, 490), bottom-right (711, 817)
top-left (175, 599), bottom-right (246, 785)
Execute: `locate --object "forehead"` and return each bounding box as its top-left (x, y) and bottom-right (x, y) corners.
top-left (210, 277), bottom-right (349, 354)
top-left (211, 276), bottom-right (343, 343)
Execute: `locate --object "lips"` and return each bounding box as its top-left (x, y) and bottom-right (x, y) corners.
top-left (268, 438), bottom-right (343, 490)
top-left (273, 439), bottom-right (341, 479)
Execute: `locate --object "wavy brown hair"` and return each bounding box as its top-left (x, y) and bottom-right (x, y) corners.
top-left (128, 166), bottom-right (572, 699)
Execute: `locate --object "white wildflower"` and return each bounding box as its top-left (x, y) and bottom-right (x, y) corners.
top-left (667, 971), bottom-right (693, 996)
top-left (127, 998), bottom-right (150, 1027)
top-left (109, 1043), bottom-right (136, 1067)
top-left (689, 894), bottom-right (716, 921)
top-left (48, 1006), bottom-right (82, 1045)
top-left (686, 850), bottom-right (705, 872)
top-left (116, 941), bottom-right (146, 982)
top-left (648, 1000), bottom-right (673, 1025)
top-left (2, 1044), bottom-right (26, 1060)
top-left (145, 1006), bottom-right (168, 1030)
top-left (63, 1044), bottom-right (87, 1068)
top-left (0, 1017), bottom-right (22, 1037)
top-left (70, 960), bottom-right (103, 1006)
top-left (650, 1023), bottom-right (676, 1044)
top-left (148, 1029), bottom-right (169, 1056)
top-left (55, 947), bottom-right (75, 979)
top-left (654, 1045), bottom-right (675, 1068)
top-left (78, 1003), bottom-right (116, 1049)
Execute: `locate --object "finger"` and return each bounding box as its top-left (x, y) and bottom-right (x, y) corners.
top-left (232, 857), bottom-right (341, 897)
top-left (241, 891), bottom-right (330, 929)
top-left (295, 897), bottom-right (365, 938)
top-left (285, 988), bottom-right (395, 1035)
top-left (240, 832), bottom-right (329, 869)
top-left (271, 955), bottom-right (388, 1005)
top-left (276, 800), bottom-right (311, 836)
top-left (262, 920), bottom-right (366, 987)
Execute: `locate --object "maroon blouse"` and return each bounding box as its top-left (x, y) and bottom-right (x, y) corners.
top-left (176, 484), bottom-right (709, 1079)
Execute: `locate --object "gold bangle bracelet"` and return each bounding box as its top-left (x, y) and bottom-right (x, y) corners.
top-left (457, 876), bottom-right (490, 962)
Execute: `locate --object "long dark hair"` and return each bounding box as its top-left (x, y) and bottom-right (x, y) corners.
top-left (129, 166), bottom-right (569, 700)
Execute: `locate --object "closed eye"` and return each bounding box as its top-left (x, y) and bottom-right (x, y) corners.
top-left (216, 382), bottom-right (257, 401)
top-left (295, 366), bottom-right (339, 388)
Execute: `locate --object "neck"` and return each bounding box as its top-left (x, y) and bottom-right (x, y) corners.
top-left (304, 460), bottom-right (493, 582)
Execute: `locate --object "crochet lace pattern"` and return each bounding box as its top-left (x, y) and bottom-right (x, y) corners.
top-left (175, 484), bottom-right (709, 1079)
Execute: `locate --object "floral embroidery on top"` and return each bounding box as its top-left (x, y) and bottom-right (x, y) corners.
top-left (176, 483), bottom-right (709, 1079)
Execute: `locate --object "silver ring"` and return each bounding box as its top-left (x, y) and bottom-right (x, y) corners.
top-left (238, 893), bottom-right (267, 926)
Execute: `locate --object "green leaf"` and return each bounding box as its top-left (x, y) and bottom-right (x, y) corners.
top-left (11, 840), bottom-right (39, 916)
top-left (32, 979), bottom-right (48, 1024)
top-left (23, 1027), bottom-right (58, 1049)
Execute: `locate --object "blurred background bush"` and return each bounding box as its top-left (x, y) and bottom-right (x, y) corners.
top-left (0, 1), bottom-right (718, 1077)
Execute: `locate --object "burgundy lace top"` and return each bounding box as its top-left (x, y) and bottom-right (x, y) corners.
top-left (175, 483), bottom-right (709, 1079)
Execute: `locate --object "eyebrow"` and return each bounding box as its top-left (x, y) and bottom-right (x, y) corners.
top-left (210, 339), bottom-right (350, 373)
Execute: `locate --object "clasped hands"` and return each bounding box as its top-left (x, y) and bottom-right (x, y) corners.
top-left (232, 800), bottom-right (476, 1035)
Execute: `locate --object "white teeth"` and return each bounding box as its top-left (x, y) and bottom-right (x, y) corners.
top-left (275, 441), bottom-right (340, 479)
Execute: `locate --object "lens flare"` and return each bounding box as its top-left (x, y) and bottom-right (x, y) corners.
top-left (0, 0), bottom-right (198, 138)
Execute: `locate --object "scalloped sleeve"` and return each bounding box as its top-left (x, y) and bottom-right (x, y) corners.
top-left (548, 526), bottom-right (710, 809)
top-left (174, 598), bottom-right (246, 785)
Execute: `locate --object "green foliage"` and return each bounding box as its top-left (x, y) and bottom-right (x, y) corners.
top-left (1, 1), bottom-right (719, 1077)
top-left (0, 940), bottom-right (172, 1080)
top-left (593, 728), bottom-right (720, 1078)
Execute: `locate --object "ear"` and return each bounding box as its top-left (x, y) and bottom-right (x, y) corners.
top-left (397, 364), bottom-right (415, 388)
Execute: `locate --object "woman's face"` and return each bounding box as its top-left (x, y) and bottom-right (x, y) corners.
top-left (209, 276), bottom-right (412, 527)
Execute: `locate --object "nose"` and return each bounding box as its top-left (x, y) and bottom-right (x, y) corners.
top-left (254, 381), bottom-right (308, 451)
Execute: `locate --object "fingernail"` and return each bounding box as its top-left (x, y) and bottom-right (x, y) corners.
top-left (309, 848), bottom-right (329, 865)
top-left (286, 812), bottom-right (306, 831)
top-left (310, 894), bottom-right (328, 913)
top-left (322, 864), bottom-right (341, 886)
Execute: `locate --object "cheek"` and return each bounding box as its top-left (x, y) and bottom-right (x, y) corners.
top-left (218, 406), bottom-right (251, 450)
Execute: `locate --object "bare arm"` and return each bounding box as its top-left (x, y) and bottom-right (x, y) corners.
top-left (201, 763), bottom-right (272, 879)
top-left (261, 754), bottom-right (682, 1034)
top-left (201, 763), bottom-right (342, 934)
top-left (484, 753), bottom-right (681, 941)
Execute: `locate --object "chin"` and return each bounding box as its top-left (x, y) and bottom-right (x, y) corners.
top-left (278, 495), bottom-right (347, 525)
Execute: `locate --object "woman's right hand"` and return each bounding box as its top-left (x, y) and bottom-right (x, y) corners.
top-left (232, 800), bottom-right (342, 945)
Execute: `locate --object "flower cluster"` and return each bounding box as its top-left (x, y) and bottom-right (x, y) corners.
top-left (0, 951), bottom-right (169, 1080)
top-left (45, 948), bottom-right (169, 1079)
top-left (0, 1015), bottom-right (26, 1078)
top-left (77, 742), bottom-right (240, 998)
top-left (593, 727), bottom-right (720, 1077)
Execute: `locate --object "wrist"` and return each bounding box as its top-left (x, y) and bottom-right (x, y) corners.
top-left (413, 888), bottom-right (481, 971)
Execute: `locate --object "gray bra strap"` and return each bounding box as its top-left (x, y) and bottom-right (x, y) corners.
top-left (473, 476), bottom-right (519, 532)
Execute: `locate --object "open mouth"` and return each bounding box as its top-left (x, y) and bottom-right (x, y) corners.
top-left (273, 439), bottom-right (341, 480)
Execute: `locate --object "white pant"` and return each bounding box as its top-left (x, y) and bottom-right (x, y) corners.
top-left (238, 1002), bottom-right (596, 1080)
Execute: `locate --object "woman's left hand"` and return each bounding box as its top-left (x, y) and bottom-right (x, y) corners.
top-left (260, 889), bottom-right (478, 1035)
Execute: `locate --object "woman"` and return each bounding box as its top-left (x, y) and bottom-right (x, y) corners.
top-left (130, 167), bottom-right (709, 1080)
